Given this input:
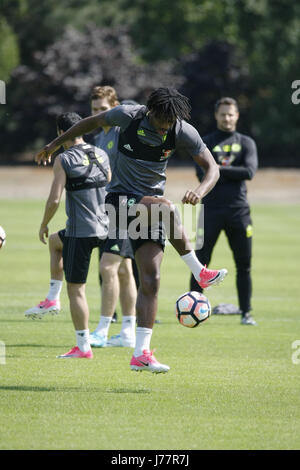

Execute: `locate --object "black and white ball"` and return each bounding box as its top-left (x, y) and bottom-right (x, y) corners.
top-left (175, 291), bottom-right (211, 328)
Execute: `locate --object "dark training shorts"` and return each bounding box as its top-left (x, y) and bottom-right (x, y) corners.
top-left (59, 228), bottom-right (134, 263)
top-left (101, 234), bottom-right (134, 259)
top-left (59, 230), bottom-right (106, 283)
top-left (105, 192), bottom-right (166, 254)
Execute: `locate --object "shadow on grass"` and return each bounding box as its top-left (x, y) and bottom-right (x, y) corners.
top-left (106, 388), bottom-right (151, 394)
top-left (6, 344), bottom-right (65, 348)
top-left (0, 385), bottom-right (152, 394)
top-left (0, 319), bottom-right (71, 323)
top-left (4, 344), bottom-right (72, 359)
top-left (0, 385), bottom-right (63, 392)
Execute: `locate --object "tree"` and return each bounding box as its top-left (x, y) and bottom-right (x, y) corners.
top-left (1, 0), bottom-right (300, 166)
top-left (179, 40), bottom-right (250, 136)
top-left (233, 0), bottom-right (300, 166)
top-left (0, 25), bottom-right (183, 158)
top-left (0, 17), bottom-right (19, 82)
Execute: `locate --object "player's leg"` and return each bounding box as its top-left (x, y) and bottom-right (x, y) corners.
top-left (98, 246), bottom-right (118, 323)
top-left (131, 258), bottom-right (140, 289)
top-left (24, 230), bottom-right (64, 319)
top-left (225, 207), bottom-right (256, 325)
top-left (57, 281), bottom-right (93, 358)
top-left (106, 257), bottom-right (137, 348)
top-left (67, 281), bottom-right (89, 331)
top-left (129, 241), bottom-right (169, 373)
top-left (190, 207), bottom-right (224, 292)
top-left (47, 231), bottom-right (64, 301)
top-left (49, 231), bottom-right (64, 282)
top-left (118, 258), bottom-right (137, 317)
top-left (90, 252), bottom-right (122, 347)
top-left (91, 231), bottom-right (137, 347)
top-left (57, 237), bottom-right (94, 358)
top-left (139, 195), bottom-right (227, 289)
top-left (135, 242), bottom-right (163, 329)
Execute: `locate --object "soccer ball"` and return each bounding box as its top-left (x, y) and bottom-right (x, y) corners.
top-left (0, 226), bottom-right (6, 249)
top-left (175, 291), bottom-right (211, 328)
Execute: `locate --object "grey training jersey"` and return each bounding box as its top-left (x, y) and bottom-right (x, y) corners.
top-left (105, 104), bottom-right (206, 196)
top-left (93, 127), bottom-right (120, 174)
top-left (59, 143), bottom-right (110, 238)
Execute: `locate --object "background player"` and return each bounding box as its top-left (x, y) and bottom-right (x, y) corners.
top-left (89, 85), bottom-right (137, 347)
top-left (190, 97), bottom-right (258, 325)
top-left (35, 112), bottom-right (110, 358)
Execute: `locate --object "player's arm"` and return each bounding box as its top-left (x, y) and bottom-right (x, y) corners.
top-left (182, 147), bottom-right (220, 205)
top-left (35, 112), bottom-right (110, 166)
top-left (39, 157), bottom-right (66, 244)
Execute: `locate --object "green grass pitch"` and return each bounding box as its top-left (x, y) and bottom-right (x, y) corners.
top-left (0, 200), bottom-right (300, 450)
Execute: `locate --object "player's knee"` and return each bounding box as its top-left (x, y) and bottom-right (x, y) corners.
top-left (100, 259), bottom-right (119, 280)
top-left (158, 198), bottom-right (176, 215)
top-left (118, 260), bottom-right (133, 279)
top-left (49, 232), bottom-right (63, 251)
top-left (236, 257), bottom-right (251, 273)
top-left (139, 270), bottom-right (160, 296)
top-left (49, 233), bottom-right (56, 244)
top-left (67, 282), bottom-right (85, 298)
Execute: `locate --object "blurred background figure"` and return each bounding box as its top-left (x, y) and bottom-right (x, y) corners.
top-left (190, 97), bottom-right (258, 325)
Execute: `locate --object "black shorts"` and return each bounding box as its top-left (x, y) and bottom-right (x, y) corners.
top-left (58, 229), bottom-right (66, 243)
top-left (105, 192), bottom-right (165, 253)
top-left (61, 234), bottom-right (105, 284)
top-left (59, 227), bottom-right (134, 263)
top-left (101, 234), bottom-right (134, 259)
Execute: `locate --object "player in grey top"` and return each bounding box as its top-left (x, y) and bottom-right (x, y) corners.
top-left (88, 85), bottom-right (137, 348)
top-left (36, 88), bottom-right (228, 371)
top-left (60, 142), bottom-right (110, 238)
top-left (105, 103), bottom-right (206, 197)
top-left (33, 112), bottom-right (111, 358)
top-left (93, 127), bottom-right (120, 174)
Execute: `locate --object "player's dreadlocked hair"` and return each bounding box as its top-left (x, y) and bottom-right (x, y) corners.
top-left (147, 88), bottom-right (191, 123)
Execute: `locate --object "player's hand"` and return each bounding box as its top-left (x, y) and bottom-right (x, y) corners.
top-left (35, 145), bottom-right (54, 166)
top-left (182, 190), bottom-right (201, 205)
top-left (39, 225), bottom-right (49, 244)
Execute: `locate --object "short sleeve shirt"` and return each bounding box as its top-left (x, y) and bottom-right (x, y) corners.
top-left (104, 104), bottom-right (206, 196)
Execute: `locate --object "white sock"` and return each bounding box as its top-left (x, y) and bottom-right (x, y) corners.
top-left (76, 329), bottom-right (90, 353)
top-left (95, 315), bottom-right (112, 339)
top-left (121, 315), bottom-right (136, 340)
top-left (134, 327), bottom-right (152, 357)
top-left (181, 251), bottom-right (204, 281)
top-left (47, 279), bottom-right (63, 301)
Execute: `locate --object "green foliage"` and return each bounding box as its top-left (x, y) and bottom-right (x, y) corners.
top-left (0, 17), bottom-right (20, 82)
top-left (232, 1), bottom-right (300, 164)
top-left (1, 0), bottom-right (300, 166)
top-left (125, 0), bottom-right (237, 61)
top-left (0, 25), bottom-right (182, 156)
